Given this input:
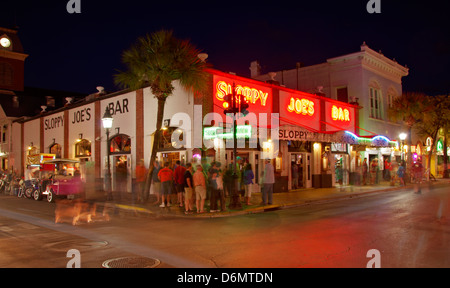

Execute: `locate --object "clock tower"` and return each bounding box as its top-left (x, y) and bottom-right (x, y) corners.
top-left (0, 27), bottom-right (28, 92)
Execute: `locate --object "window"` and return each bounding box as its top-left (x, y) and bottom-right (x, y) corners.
top-left (46, 96), bottom-right (55, 107)
top-left (50, 143), bottom-right (62, 158)
top-left (75, 139), bottom-right (91, 157)
top-left (369, 83), bottom-right (383, 120)
top-left (109, 134), bottom-right (131, 154)
top-left (386, 87), bottom-right (398, 122)
top-left (1, 125), bottom-right (6, 143)
top-left (336, 87), bottom-right (348, 103)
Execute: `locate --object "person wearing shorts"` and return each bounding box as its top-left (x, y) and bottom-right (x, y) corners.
top-left (158, 162), bottom-right (173, 208)
top-left (183, 163), bottom-right (194, 214)
top-left (193, 165), bottom-right (206, 213)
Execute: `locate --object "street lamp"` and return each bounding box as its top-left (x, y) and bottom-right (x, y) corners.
top-left (102, 107), bottom-right (113, 200)
top-left (222, 83), bottom-right (242, 210)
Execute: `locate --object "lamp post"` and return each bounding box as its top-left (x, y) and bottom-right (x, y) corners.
top-left (102, 107), bottom-right (113, 200)
top-left (222, 83), bottom-right (242, 210)
top-left (399, 133), bottom-right (407, 161)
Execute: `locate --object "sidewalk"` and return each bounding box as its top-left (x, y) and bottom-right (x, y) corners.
top-left (98, 179), bottom-right (450, 219)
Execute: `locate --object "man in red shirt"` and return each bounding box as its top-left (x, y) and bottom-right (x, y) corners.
top-left (158, 162), bottom-right (173, 207)
top-left (173, 160), bottom-right (187, 207)
top-left (135, 159), bottom-right (148, 203)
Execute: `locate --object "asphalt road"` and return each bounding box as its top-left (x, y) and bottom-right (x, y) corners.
top-left (0, 182), bottom-right (449, 268)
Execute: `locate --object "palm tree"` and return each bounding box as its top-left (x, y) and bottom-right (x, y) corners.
top-left (114, 30), bottom-right (209, 198)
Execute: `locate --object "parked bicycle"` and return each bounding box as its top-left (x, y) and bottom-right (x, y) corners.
top-left (18, 178), bottom-right (39, 199)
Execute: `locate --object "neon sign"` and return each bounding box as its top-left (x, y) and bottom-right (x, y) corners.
top-left (344, 131), bottom-right (397, 147)
top-left (286, 97), bottom-right (315, 116)
top-left (204, 125), bottom-right (252, 140)
top-left (216, 80), bottom-right (269, 108)
top-left (331, 105), bottom-right (350, 122)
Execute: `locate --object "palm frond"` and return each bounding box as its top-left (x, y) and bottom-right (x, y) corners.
top-left (114, 29), bottom-right (209, 98)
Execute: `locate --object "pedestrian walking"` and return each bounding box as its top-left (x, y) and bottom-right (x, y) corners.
top-left (158, 162), bottom-right (173, 208)
top-left (208, 162), bottom-right (220, 212)
top-left (209, 162), bottom-right (226, 212)
top-left (390, 160), bottom-right (398, 186)
top-left (362, 158), bottom-right (368, 185)
top-left (243, 163), bottom-right (254, 205)
top-left (152, 161), bottom-right (161, 205)
top-left (413, 158), bottom-right (424, 194)
top-left (115, 160), bottom-right (127, 201)
top-left (173, 160), bottom-right (186, 207)
top-left (291, 161), bottom-right (298, 189)
top-left (215, 166), bottom-right (226, 212)
top-left (135, 159), bottom-right (148, 203)
top-left (183, 163), bottom-right (194, 214)
top-left (261, 159), bottom-right (275, 205)
top-left (193, 165), bottom-right (207, 213)
top-left (396, 161), bottom-right (405, 186)
top-left (385, 159), bottom-right (392, 183)
top-left (370, 159), bottom-right (378, 184)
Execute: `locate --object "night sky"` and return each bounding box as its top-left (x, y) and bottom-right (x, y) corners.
top-left (1, 0), bottom-right (449, 96)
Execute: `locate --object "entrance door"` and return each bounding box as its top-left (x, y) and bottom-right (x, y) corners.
top-left (111, 155), bottom-right (132, 193)
top-left (290, 153), bottom-right (312, 189)
top-left (334, 154), bottom-right (349, 186)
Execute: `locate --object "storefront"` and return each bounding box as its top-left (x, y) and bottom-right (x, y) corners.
top-left (12, 67), bottom-right (397, 195)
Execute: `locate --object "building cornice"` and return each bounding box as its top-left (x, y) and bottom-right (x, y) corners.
top-left (327, 43), bottom-right (409, 84)
top-left (0, 49), bottom-right (28, 61)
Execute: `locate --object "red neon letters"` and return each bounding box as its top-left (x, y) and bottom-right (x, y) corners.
top-left (286, 97), bottom-right (315, 116)
top-left (331, 105), bottom-right (350, 122)
top-left (216, 81), bottom-right (269, 108)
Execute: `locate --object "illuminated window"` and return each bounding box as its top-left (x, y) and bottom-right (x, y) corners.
top-left (50, 143), bottom-right (62, 158)
top-left (110, 134), bottom-right (131, 154)
top-left (75, 139), bottom-right (91, 157)
top-left (369, 82), bottom-right (382, 120)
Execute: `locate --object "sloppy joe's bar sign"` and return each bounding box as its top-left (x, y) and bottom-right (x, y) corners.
top-left (325, 102), bottom-right (355, 132)
top-left (279, 91), bottom-right (320, 131)
top-left (44, 115), bottom-right (64, 131)
top-left (213, 74), bottom-right (273, 114)
top-left (279, 128), bottom-right (310, 141)
top-left (278, 126), bottom-right (352, 143)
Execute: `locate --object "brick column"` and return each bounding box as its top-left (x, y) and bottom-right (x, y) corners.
top-left (95, 101), bottom-right (101, 178)
top-left (64, 110), bottom-right (69, 158)
top-left (136, 89), bottom-right (144, 162)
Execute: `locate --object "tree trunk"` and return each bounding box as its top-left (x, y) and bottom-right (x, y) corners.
top-left (144, 97), bottom-right (167, 200)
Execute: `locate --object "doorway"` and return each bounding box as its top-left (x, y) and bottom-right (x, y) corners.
top-left (111, 155), bottom-right (132, 193)
top-left (290, 153), bottom-right (312, 189)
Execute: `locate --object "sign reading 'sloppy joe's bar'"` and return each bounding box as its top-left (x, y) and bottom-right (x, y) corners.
top-left (213, 74), bottom-right (273, 116)
top-left (279, 90), bottom-right (321, 131)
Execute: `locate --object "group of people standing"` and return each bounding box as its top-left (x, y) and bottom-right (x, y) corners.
top-left (360, 157), bottom-right (422, 187)
top-left (148, 158), bottom-right (276, 214)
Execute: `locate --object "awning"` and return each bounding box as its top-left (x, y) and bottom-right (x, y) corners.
top-left (341, 131), bottom-right (397, 148)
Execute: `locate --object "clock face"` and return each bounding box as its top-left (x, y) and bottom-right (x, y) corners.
top-left (0, 37), bottom-right (11, 48)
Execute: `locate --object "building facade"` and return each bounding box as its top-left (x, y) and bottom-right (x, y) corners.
top-left (252, 43), bottom-right (410, 182)
top-left (10, 67), bottom-right (398, 197)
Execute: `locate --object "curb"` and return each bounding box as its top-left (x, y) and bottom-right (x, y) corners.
top-left (99, 180), bottom-right (448, 219)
